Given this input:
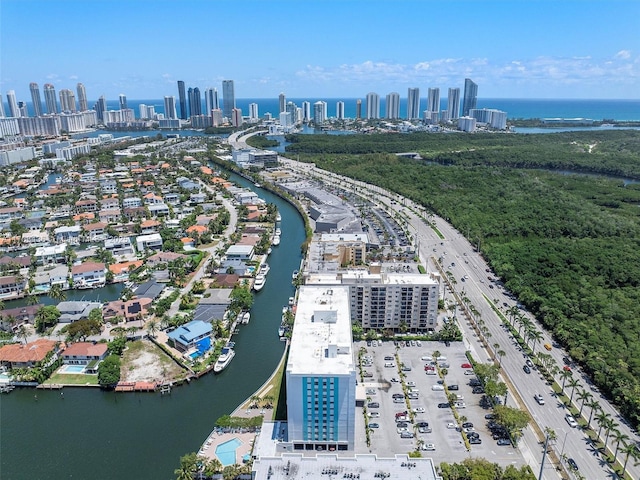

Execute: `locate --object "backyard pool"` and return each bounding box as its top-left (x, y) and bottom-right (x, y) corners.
top-left (215, 438), bottom-right (241, 466)
top-left (189, 351), bottom-right (201, 360)
top-left (61, 365), bottom-right (86, 374)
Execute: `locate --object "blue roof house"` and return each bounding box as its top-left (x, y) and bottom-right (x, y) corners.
top-left (167, 320), bottom-right (212, 353)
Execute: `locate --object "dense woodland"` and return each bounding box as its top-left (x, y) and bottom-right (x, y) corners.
top-left (284, 130), bottom-right (640, 429)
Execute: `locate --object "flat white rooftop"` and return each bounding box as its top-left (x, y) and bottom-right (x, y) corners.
top-left (287, 285), bottom-right (354, 376)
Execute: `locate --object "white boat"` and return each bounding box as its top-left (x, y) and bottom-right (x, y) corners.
top-left (275, 227), bottom-right (281, 236)
top-left (276, 212), bottom-right (282, 222)
top-left (259, 263), bottom-right (270, 276)
top-left (213, 347), bottom-right (235, 373)
top-left (288, 296), bottom-right (295, 306)
top-left (272, 235), bottom-right (281, 246)
top-left (254, 182), bottom-right (262, 188)
top-left (292, 270), bottom-right (299, 280)
top-left (241, 312), bottom-right (251, 324)
top-left (253, 274), bottom-right (266, 291)
top-left (267, 247), bottom-right (272, 255)
top-left (278, 325), bottom-right (286, 337)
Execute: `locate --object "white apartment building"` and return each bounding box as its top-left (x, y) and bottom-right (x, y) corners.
top-left (286, 285), bottom-right (356, 452)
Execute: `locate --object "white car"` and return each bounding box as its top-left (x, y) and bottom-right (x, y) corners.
top-left (446, 422), bottom-right (457, 429)
top-left (390, 377), bottom-right (400, 383)
top-left (565, 414), bottom-right (578, 428)
top-left (534, 393), bottom-right (545, 405)
top-left (421, 443), bottom-right (436, 451)
top-left (368, 412), bottom-right (380, 418)
top-left (413, 407), bottom-right (425, 413)
top-left (397, 427), bottom-right (409, 434)
top-left (407, 381), bottom-right (416, 387)
top-left (454, 402), bottom-right (466, 409)
top-left (431, 385), bottom-right (444, 391)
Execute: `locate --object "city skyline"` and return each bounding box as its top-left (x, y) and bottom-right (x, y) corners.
top-left (1, 0), bottom-right (638, 101)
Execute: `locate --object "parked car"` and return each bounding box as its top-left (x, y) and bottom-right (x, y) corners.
top-left (461, 363), bottom-right (472, 369)
top-left (413, 407), bottom-right (425, 413)
top-left (368, 402), bottom-right (379, 408)
top-left (526, 359), bottom-right (534, 368)
top-left (497, 438), bottom-right (512, 446)
top-left (368, 412), bottom-right (380, 418)
top-left (407, 381), bottom-right (416, 387)
top-left (421, 443), bottom-right (436, 451)
top-left (363, 371), bottom-right (373, 378)
top-left (369, 423), bottom-right (379, 429)
top-left (563, 365), bottom-right (572, 372)
top-left (392, 393), bottom-right (404, 399)
top-left (446, 422), bottom-right (457, 429)
top-left (418, 426), bottom-right (432, 433)
top-left (472, 386), bottom-right (485, 394)
top-left (384, 356), bottom-right (394, 361)
top-left (438, 403), bottom-right (450, 408)
top-left (431, 385), bottom-right (444, 391)
top-left (464, 370), bottom-right (476, 375)
top-left (462, 422), bottom-right (474, 429)
top-left (400, 431), bottom-right (414, 439)
top-left (469, 437), bottom-right (482, 445)
top-left (390, 377), bottom-right (400, 383)
top-left (384, 362), bottom-right (395, 368)
top-left (448, 384), bottom-right (459, 390)
top-left (469, 379), bottom-right (482, 386)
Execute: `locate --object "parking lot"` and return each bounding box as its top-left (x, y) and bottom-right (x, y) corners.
top-left (353, 340), bottom-right (528, 468)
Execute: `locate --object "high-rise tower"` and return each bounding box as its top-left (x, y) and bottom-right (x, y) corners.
top-left (6, 91), bottom-right (20, 117)
top-left (94, 96), bottom-right (107, 123)
top-left (366, 92), bottom-right (380, 119)
top-left (77, 83), bottom-right (88, 111)
top-left (119, 94), bottom-right (128, 110)
top-left (222, 80), bottom-right (235, 119)
top-left (59, 89), bottom-right (76, 112)
top-left (462, 78), bottom-right (478, 117)
top-left (355, 99), bottom-right (362, 120)
top-left (427, 88), bottom-right (440, 113)
top-left (385, 92), bottom-right (400, 119)
top-left (279, 93), bottom-right (286, 113)
top-left (407, 88), bottom-right (420, 120)
top-left (188, 87), bottom-right (202, 116)
top-left (164, 96), bottom-right (177, 119)
top-left (205, 88), bottom-right (219, 113)
top-left (30, 83), bottom-right (43, 117)
top-left (177, 81), bottom-right (187, 120)
top-left (447, 88), bottom-right (460, 120)
top-left (43, 83), bottom-right (58, 114)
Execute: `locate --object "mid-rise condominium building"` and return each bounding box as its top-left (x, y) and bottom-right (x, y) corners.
top-left (286, 285), bottom-right (356, 452)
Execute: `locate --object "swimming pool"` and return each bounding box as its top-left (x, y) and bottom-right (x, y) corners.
top-left (189, 351), bottom-right (201, 360)
top-left (62, 365), bottom-right (86, 374)
top-left (215, 438), bottom-right (241, 466)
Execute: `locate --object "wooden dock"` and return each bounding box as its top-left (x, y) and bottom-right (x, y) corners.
top-left (114, 381), bottom-right (158, 392)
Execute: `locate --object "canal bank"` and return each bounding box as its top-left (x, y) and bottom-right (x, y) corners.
top-left (0, 168), bottom-right (307, 480)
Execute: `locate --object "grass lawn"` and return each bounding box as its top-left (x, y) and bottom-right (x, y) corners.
top-left (45, 373), bottom-right (99, 385)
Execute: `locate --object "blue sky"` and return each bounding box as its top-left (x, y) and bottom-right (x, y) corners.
top-left (1, 0), bottom-right (638, 100)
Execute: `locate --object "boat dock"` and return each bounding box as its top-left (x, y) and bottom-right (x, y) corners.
top-left (114, 381), bottom-right (158, 392)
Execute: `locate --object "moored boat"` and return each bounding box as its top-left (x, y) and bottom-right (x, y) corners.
top-left (253, 274), bottom-right (266, 291)
top-left (213, 346), bottom-right (235, 373)
top-left (272, 235), bottom-right (281, 246)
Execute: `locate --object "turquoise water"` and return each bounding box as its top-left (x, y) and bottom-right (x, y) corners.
top-left (215, 438), bottom-right (241, 466)
top-left (189, 351), bottom-right (201, 360)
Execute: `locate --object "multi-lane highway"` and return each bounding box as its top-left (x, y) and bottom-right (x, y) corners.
top-left (277, 156), bottom-right (638, 480)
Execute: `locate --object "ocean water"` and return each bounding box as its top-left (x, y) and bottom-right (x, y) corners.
top-left (17, 97), bottom-right (639, 122)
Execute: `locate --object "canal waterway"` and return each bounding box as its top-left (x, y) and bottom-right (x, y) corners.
top-left (0, 170), bottom-right (306, 480)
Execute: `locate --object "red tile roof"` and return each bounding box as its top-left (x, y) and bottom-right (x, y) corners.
top-left (62, 342), bottom-right (108, 358)
top-left (71, 262), bottom-right (105, 274)
top-left (0, 339), bottom-right (57, 364)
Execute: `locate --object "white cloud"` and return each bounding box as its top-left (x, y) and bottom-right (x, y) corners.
top-left (615, 50), bottom-right (631, 60)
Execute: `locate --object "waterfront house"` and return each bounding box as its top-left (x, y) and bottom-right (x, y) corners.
top-left (145, 251), bottom-right (186, 267)
top-left (100, 180), bottom-right (118, 195)
top-left (82, 222), bottom-right (108, 242)
top-left (0, 206), bottom-right (24, 222)
top-left (71, 262), bottom-right (106, 289)
top-left (100, 196), bottom-right (120, 211)
top-left (62, 342), bottom-right (108, 370)
top-left (34, 243), bottom-right (67, 265)
top-left (189, 192), bottom-right (207, 204)
top-left (98, 209), bottom-right (121, 224)
top-left (133, 280), bottom-right (164, 301)
top-left (122, 197), bottom-right (142, 209)
top-left (0, 275), bottom-right (26, 300)
top-left (57, 301), bottom-right (103, 323)
top-left (72, 212), bottom-right (96, 224)
top-left (33, 264), bottom-right (69, 292)
top-left (139, 219), bottom-right (161, 234)
top-left (148, 203), bottom-right (170, 217)
top-left (143, 193), bottom-right (164, 205)
top-left (221, 244), bottom-right (254, 275)
top-left (192, 288), bottom-right (232, 324)
top-left (166, 320), bottom-right (212, 353)
top-left (164, 193), bottom-right (180, 206)
top-left (75, 199), bottom-right (98, 213)
top-left (102, 297), bottom-right (152, 323)
top-left (0, 339), bottom-right (58, 369)
top-left (108, 260), bottom-right (143, 282)
top-left (0, 304), bottom-right (40, 329)
top-left (21, 230), bottom-right (50, 246)
top-left (0, 255), bottom-right (31, 274)
top-left (135, 233), bottom-right (163, 253)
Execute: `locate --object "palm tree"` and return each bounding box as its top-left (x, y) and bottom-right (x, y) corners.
top-left (596, 411), bottom-right (612, 440)
top-left (576, 389), bottom-right (592, 417)
top-left (621, 441), bottom-right (640, 477)
top-left (567, 378), bottom-right (580, 404)
top-left (497, 349), bottom-right (506, 368)
top-left (16, 325), bottom-right (28, 344)
top-left (146, 319), bottom-right (158, 338)
top-left (603, 421), bottom-right (618, 453)
top-left (613, 430), bottom-right (629, 465)
top-left (48, 284), bottom-right (66, 302)
top-left (586, 399), bottom-right (600, 430)
top-left (559, 369), bottom-right (572, 394)
top-left (529, 330), bottom-right (543, 354)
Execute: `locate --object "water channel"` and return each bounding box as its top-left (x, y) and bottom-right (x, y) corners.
top-left (0, 170), bottom-right (306, 480)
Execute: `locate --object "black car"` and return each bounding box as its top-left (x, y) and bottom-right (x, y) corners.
top-left (567, 458), bottom-right (579, 470)
top-left (523, 365), bottom-right (531, 374)
top-left (497, 438), bottom-right (512, 446)
top-left (416, 421), bottom-right (430, 428)
top-left (469, 437), bottom-right (482, 445)
top-left (367, 402), bottom-right (379, 408)
top-left (485, 414), bottom-right (496, 420)
top-left (462, 422), bottom-right (474, 429)
top-left (472, 386), bottom-right (485, 394)
top-left (448, 384), bottom-right (459, 391)
top-left (438, 402), bottom-right (450, 408)
top-left (469, 379), bottom-right (482, 387)
top-left (465, 431), bottom-right (479, 439)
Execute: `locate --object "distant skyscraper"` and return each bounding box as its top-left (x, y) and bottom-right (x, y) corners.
top-left (18, 102), bottom-right (28, 117)
top-left (385, 92), bottom-right (400, 119)
top-left (77, 83), bottom-right (88, 112)
top-left (6, 91), bottom-right (20, 117)
top-left (30, 83), bottom-right (43, 117)
top-left (407, 88), bottom-right (420, 120)
top-left (177, 81), bottom-right (187, 120)
top-left (336, 101), bottom-right (345, 120)
top-left (366, 92), bottom-right (380, 119)
top-left (94, 96), bottom-right (107, 123)
top-left (279, 93), bottom-right (286, 113)
top-left (164, 96), bottom-right (177, 119)
top-left (231, 107), bottom-right (242, 127)
top-left (59, 89), bottom-right (76, 112)
top-left (222, 80), bottom-right (235, 119)
top-left (43, 83), bottom-right (58, 114)
top-left (249, 103), bottom-right (259, 120)
top-left (447, 88), bottom-right (461, 120)
top-left (313, 101), bottom-right (326, 124)
top-left (356, 99), bottom-right (362, 120)
top-left (286, 101), bottom-right (297, 124)
top-left (205, 88), bottom-right (219, 113)
top-left (188, 87), bottom-right (202, 116)
top-left (302, 101), bottom-right (311, 122)
top-left (119, 94), bottom-right (128, 110)
top-left (0, 100), bottom-right (6, 118)
top-left (462, 79), bottom-right (478, 116)
top-left (427, 88), bottom-right (440, 114)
